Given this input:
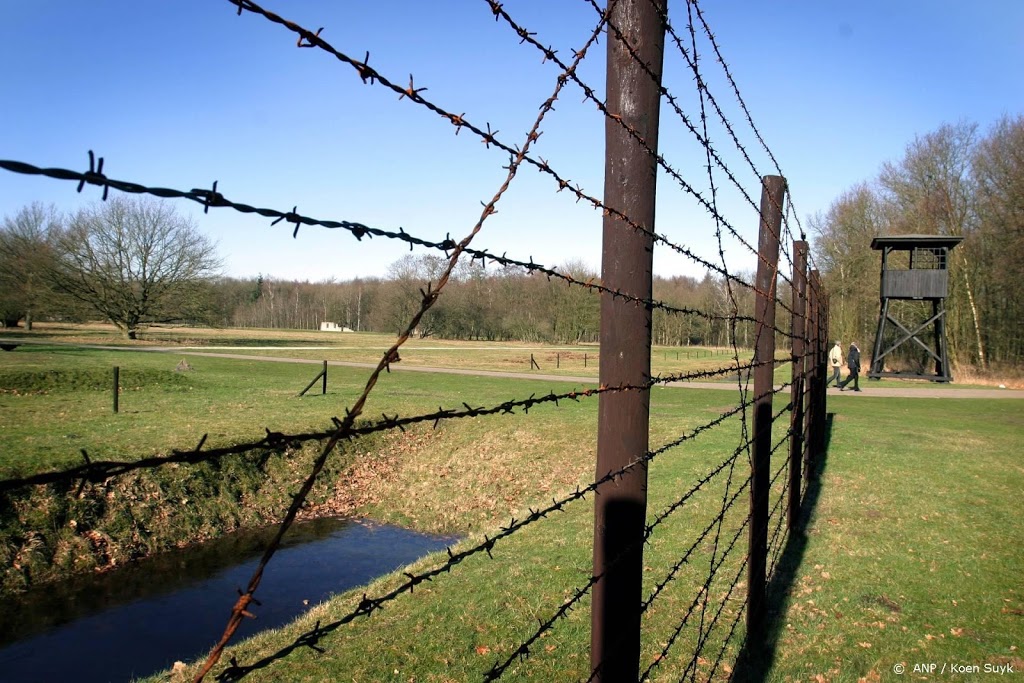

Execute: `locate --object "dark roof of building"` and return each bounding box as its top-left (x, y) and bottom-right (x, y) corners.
top-left (870, 234), bottom-right (964, 250)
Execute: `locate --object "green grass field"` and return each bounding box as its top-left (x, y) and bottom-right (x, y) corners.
top-left (0, 326), bottom-right (1021, 681)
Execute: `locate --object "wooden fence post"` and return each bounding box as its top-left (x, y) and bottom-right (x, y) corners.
top-left (591, 1), bottom-right (666, 679)
top-left (748, 175), bottom-right (787, 650)
top-left (788, 241), bottom-right (808, 527)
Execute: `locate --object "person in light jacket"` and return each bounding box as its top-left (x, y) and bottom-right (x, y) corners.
top-left (839, 342), bottom-right (862, 391)
top-left (826, 341), bottom-right (843, 387)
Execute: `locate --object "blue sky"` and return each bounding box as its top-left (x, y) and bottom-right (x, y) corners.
top-left (2, 1), bottom-right (1021, 282)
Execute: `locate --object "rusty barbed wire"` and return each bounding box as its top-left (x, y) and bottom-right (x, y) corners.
top-left (579, 0), bottom-right (801, 292)
top-left (0, 4), bottom-right (827, 680)
top-left (685, 0), bottom-right (808, 244)
top-left (519, 382), bottom-right (797, 683)
top-left (491, 440), bottom-right (749, 683)
top-left (638, 501), bottom-right (750, 682)
top-left (651, 405), bottom-right (793, 679)
top-left (765, 433), bottom-right (795, 583)
top-left (704, 584), bottom-right (748, 681)
top-left (209, 381), bottom-right (775, 681)
top-left (487, 0), bottom-right (767, 294)
top-left (192, 9), bottom-right (612, 679)
top-left (683, 551), bottom-right (749, 681)
top-left (0, 354), bottom-right (806, 494)
top-left (0, 156), bottom-right (790, 329)
top-left (640, 472), bottom-right (750, 617)
top-left (226, 0), bottom-right (766, 294)
top-left (679, 0), bottom-right (755, 512)
top-left (637, 0), bottom-right (803, 277)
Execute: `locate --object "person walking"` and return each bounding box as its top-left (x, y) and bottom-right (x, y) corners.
top-left (826, 341), bottom-right (843, 387)
top-left (839, 341), bottom-right (862, 391)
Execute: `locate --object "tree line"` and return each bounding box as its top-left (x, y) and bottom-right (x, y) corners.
top-left (811, 115), bottom-right (1022, 372)
top-left (2, 196), bottom-right (764, 347)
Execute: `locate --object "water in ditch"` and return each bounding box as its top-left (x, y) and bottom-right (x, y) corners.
top-left (0, 517), bottom-right (458, 682)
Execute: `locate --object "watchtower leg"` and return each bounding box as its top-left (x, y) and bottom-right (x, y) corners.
top-left (870, 298), bottom-right (889, 377)
top-left (935, 299), bottom-right (951, 380)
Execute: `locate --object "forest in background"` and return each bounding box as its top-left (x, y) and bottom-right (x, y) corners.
top-left (811, 115), bottom-right (1022, 372)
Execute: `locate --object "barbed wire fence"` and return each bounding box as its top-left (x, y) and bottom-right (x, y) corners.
top-left (0, 0), bottom-right (830, 680)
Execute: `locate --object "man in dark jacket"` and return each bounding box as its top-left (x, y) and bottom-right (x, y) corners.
top-left (839, 342), bottom-right (861, 391)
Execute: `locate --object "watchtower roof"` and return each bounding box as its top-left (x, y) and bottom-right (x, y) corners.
top-left (870, 234), bottom-right (964, 250)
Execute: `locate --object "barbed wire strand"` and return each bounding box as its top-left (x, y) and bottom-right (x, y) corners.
top-left (638, 502), bottom-right (750, 682)
top-left (686, 0), bottom-right (808, 244)
top-left (496, 0), bottom-right (775, 290)
top-left (0, 157), bottom-right (791, 329)
top-left (0, 355), bottom-right (804, 494)
top-left (226, 0), bottom-right (765, 293)
top-left (214, 383), bottom-right (772, 681)
top-left (485, 437), bottom-right (749, 682)
top-left (676, 405), bottom-right (792, 678)
top-left (191, 6), bottom-right (611, 681)
top-left (581, 0), bottom-right (801, 293)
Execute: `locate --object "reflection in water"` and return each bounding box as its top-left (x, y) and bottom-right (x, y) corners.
top-left (0, 518), bottom-right (457, 683)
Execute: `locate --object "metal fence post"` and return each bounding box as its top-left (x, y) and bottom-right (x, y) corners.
top-left (804, 271), bottom-right (817, 475)
top-left (788, 241), bottom-right (808, 527)
top-left (591, 1), bottom-right (666, 679)
top-left (819, 282), bottom-right (827, 458)
top-left (748, 175), bottom-right (787, 649)
top-left (112, 365), bottom-right (119, 414)
top-left (321, 360), bottom-right (328, 395)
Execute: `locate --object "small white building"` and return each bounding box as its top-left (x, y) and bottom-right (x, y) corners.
top-left (320, 322), bottom-right (354, 332)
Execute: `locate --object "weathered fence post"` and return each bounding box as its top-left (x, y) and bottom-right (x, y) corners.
top-left (788, 240), bottom-right (808, 528)
top-left (804, 271), bottom-right (819, 478)
top-left (818, 289), bottom-right (830, 454)
top-left (112, 365), bottom-right (119, 414)
top-left (748, 175), bottom-right (787, 650)
top-left (298, 361), bottom-right (328, 397)
top-left (808, 271), bottom-right (828, 469)
top-left (591, 1), bottom-right (665, 680)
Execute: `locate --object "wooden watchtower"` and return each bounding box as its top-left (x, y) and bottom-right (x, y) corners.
top-left (868, 235), bottom-right (963, 382)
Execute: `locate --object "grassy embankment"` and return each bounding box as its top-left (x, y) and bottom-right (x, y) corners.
top-left (0, 326), bottom-right (1020, 680)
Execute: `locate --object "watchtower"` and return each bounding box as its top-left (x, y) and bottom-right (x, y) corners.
top-left (868, 235), bottom-right (963, 382)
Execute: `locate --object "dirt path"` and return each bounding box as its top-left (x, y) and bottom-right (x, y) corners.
top-left (3, 338), bottom-right (1023, 399)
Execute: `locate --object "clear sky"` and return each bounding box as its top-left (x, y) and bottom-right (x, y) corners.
top-left (2, 1), bottom-right (1021, 282)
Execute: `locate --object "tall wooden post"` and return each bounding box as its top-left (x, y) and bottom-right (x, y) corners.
top-left (748, 175), bottom-right (787, 649)
top-left (112, 365), bottom-right (120, 414)
top-left (788, 240), bottom-right (808, 527)
top-left (804, 271), bottom-right (820, 479)
top-left (591, 1), bottom-right (666, 680)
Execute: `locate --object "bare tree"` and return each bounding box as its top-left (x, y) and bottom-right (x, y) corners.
top-left (972, 115), bottom-right (1024, 366)
top-left (0, 203), bottom-right (63, 329)
top-left (878, 121), bottom-right (986, 367)
top-left (52, 197), bottom-right (221, 339)
top-left (810, 184), bottom-right (885, 346)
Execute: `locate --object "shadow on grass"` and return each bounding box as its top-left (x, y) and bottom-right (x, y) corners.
top-left (730, 412), bottom-right (835, 683)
